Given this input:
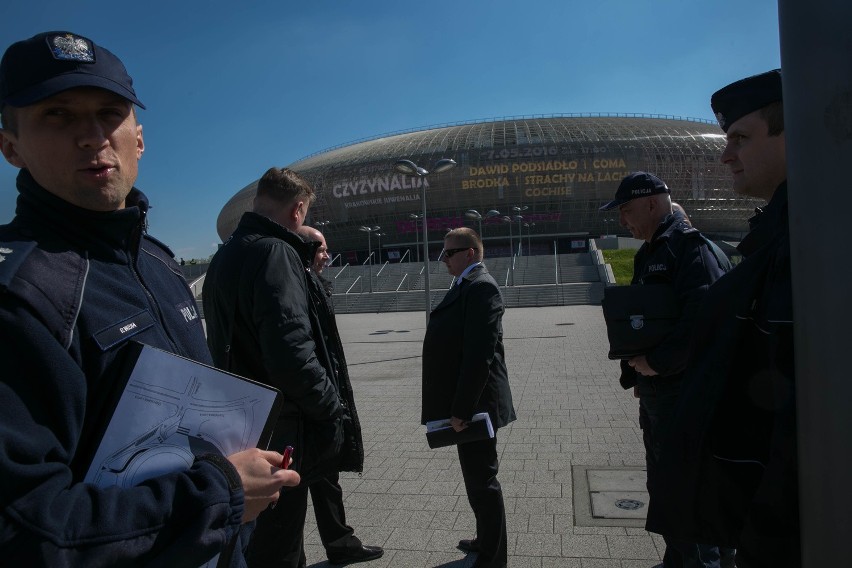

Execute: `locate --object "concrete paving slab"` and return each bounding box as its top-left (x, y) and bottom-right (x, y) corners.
top-left (278, 306), bottom-right (662, 566)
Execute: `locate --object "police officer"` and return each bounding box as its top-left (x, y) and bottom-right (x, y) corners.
top-left (647, 70), bottom-right (797, 568)
top-left (0, 31), bottom-right (299, 566)
top-left (600, 172), bottom-right (732, 567)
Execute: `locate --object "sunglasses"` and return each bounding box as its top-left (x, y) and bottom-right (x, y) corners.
top-left (443, 247), bottom-right (471, 259)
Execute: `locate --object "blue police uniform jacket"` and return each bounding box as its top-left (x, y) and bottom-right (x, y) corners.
top-left (619, 211), bottom-right (732, 391)
top-left (0, 170), bottom-right (246, 567)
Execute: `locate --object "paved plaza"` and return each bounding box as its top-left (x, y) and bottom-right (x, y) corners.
top-left (300, 305), bottom-right (664, 567)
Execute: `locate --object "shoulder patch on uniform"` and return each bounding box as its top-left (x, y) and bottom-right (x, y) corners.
top-left (0, 240), bottom-right (37, 290)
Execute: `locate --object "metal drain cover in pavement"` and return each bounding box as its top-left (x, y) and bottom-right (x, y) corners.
top-left (615, 499), bottom-right (645, 510)
top-left (572, 466), bottom-right (651, 527)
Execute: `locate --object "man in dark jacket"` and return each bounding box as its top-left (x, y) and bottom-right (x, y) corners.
top-left (202, 168), bottom-right (368, 568)
top-left (600, 172), bottom-right (732, 567)
top-left (0, 31), bottom-right (298, 567)
top-left (422, 227), bottom-right (516, 568)
top-left (295, 224), bottom-right (383, 565)
top-left (647, 70), bottom-right (797, 568)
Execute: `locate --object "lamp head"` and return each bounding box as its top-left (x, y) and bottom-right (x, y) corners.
top-left (394, 159), bottom-right (420, 175)
top-left (432, 158), bottom-right (457, 174)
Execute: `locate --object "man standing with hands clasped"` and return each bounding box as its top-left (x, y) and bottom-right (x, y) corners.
top-left (0, 31), bottom-right (299, 567)
top-left (421, 227), bottom-right (516, 568)
top-left (600, 172), bottom-right (732, 567)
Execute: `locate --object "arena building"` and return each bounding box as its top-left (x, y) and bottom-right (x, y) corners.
top-left (216, 114), bottom-right (757, 264)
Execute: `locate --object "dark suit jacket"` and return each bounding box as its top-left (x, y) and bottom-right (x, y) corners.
top-left (421, 264), bottom-right (516, 428)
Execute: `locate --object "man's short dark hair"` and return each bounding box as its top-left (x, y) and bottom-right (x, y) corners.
top-left (256, 167), bottom-right (315, 205)
top-left (760, 101), bottom-right (784, 137)
top-left (445, 227), bottom-right (484, 260)
top-left (0, 105), bottom-right (17, 134)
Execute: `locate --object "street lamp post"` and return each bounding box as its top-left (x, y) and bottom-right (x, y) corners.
top-left (512, 206), bottom-right (528, 256)
top-left (376, 232), bottom-right (386, 264)
top-left (358, 225), bottom-right (380, 293)
top-left (394, 158), bottom-right (457, 323)
top-left (501, 215), bottom-right (515, 286)
top-left (524, 222), bottom-right (535, 256)
top-left (408, 213), bottom-right (422, 262)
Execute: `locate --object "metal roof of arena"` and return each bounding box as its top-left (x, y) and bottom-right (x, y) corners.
top-left (216, 113), bottom-right (750, 250)
top-left (289, 113), bottom-right (722, 170)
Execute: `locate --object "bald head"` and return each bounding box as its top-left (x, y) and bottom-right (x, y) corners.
top-left (671, 202), bottom-right (692, 226)
top-left (298, 225), bottom-right (330, 273)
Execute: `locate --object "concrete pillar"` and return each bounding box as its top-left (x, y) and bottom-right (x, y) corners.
top-left (778, 1), bottom-right (852, 565)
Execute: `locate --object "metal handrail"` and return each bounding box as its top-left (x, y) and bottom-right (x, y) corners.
top-left (329, 253), bottom-right (341, 267)
top-left (399, 249), bottom-right (410, 263)
top-left (346, 276), bottom-right (362, 294)
top-left (334, 263), bottom-right (349, 279)
top-left (189, 274), bottom-right (205, 299)
top-left (395, 273), bottom-right (409, 292)
top-left (376, 260), bottom-right (389, 276)
top-left (361, 252), bottom-right (374, 266)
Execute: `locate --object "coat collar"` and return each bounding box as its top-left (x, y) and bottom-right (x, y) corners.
top-left (13, 169), bottom-right (148, 261)
top-left (432, 264), bottom-right (489, 311)
top-left (235, 212), bottom-right (313, 263)
top-left (737, 181), bottom-right (788, 257)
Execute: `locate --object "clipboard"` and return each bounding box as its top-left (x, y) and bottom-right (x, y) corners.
top-left (80, 341), bottom-right (282, 489)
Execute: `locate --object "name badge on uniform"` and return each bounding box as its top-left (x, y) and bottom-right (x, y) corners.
top-left (93, 310), bottom-right (155, 351)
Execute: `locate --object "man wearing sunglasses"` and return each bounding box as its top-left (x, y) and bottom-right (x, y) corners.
top-left (421, 228), bottom-right (516, 568)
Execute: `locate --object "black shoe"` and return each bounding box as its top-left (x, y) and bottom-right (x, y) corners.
top-left (457, 538), bottom-right (479, 553)
top-left (327, 544), bottom-right (384, 565)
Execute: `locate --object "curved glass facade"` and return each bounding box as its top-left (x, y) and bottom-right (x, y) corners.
top-left (217, 114), bottom-right (758, 262)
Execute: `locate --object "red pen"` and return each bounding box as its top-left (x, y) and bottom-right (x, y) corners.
top-left (280, 445), bottom-right (294, 470)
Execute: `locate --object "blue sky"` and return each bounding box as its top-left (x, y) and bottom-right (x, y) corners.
top-left (1, 0), bottom-right (781, 260)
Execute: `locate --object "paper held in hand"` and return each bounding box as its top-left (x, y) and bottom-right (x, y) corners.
top-left (425, 412), bottom-right (495, 449)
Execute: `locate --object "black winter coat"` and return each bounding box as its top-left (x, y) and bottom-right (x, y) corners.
top-left (646, 183), bottom-right (796, 548)
top-left (303, 262), bottom-right (364, 473)
top-left (203, 213), bottom-right (362, 483)
top-left (421, 264), bottom-right (516, 429)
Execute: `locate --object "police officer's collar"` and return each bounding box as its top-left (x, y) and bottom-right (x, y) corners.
top-left (14, 169), bottom-right (149, 260)
top-left (738, 181), bottom-right (788, 256)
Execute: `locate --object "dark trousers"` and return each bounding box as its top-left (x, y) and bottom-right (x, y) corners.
top-left (310, 473), bottom-right (361, 555)
top-left (247, 475), bottom-right (360, 568)
top-left (246, 484), bottom-right (309, 568)
top-left (457, 435), bottom-right (507, 568)
top-left (640, 383), bottom-right (735, 568)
